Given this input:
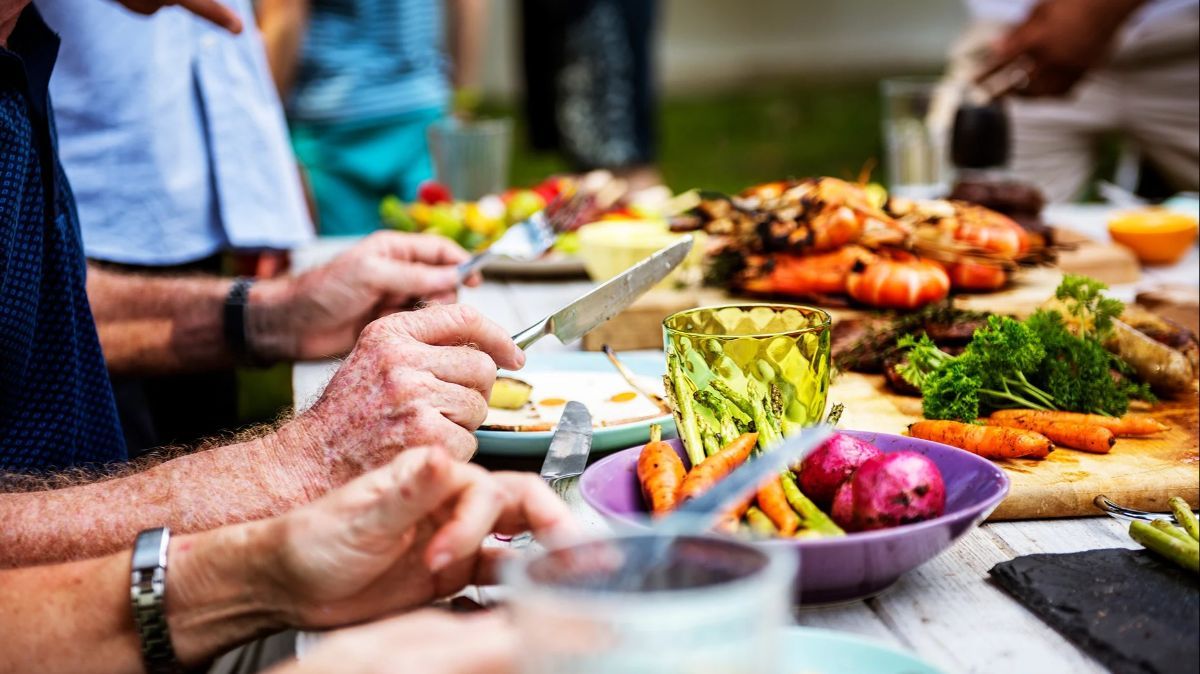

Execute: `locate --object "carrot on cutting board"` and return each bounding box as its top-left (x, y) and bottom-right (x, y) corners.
top-left (909, 420), bottom-right (1052, 460)
top-left (637, 425), bottom-right (687, 516)
top-left (988, 409), bottom-right (1168, 437)
top-left (986, 416), bottom-right (1115, 454)
top-left (756, 475), bottom-right (801, 536)
top-left (677, 432), bottom-right (758, 502)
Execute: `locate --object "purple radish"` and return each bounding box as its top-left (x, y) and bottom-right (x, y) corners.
top-left (849, 452), bottom-right (946, 531)
top-left (830, 480), bottom-right (856, 531)
top-left (799, 433), bottom-right (884, 507)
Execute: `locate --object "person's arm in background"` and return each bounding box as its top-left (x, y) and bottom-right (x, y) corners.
top-left (446, 0), bottom-right (487, 114)
top-left (257, 0), bottom-right (308, 98)
top-left (90, 232), bottom-right (471, 376)
top-left (977, 0), bottom-right (1147, 97)
top-left (0, 448), bottom-right (572, 674)
top-left (0, 305), bottom-right (523, 568)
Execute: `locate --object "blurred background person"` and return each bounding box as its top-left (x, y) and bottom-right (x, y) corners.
top-left (259, 0), bottom-right (487, 235)
top-left (518, 0), bottom-right (662, 191)
top-left (38, 0), bottom-right (314, 452)
top-left (949, 0), bottom-right (1199, 202)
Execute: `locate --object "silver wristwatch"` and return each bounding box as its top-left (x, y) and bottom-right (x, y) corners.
top-left (130, 527), bottom-right (184, 674)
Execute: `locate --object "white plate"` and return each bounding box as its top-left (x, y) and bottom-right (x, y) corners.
top-left (476, 351), bottom-right (675, 456)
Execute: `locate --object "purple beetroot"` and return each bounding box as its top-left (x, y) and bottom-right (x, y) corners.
top-left (830, 480), bottom-right (856, 530)
top-left (799, 433), bottom-right (884, 507)
top-left (846, 452), bottom-right (946, 531)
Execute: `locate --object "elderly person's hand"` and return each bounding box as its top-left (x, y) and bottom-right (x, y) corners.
top-left (164, 448), bottom-right (575, 666)
top-left (249, 232), bottom-right (480, 362)
top-left (255, 447), bottom-right (578, 628)
top-left (275, 304), bottom-right (522, 484)
top-left (976, 0), bottom-right (1143, 98)
top-left (269, 611), bottom-right (518, 674)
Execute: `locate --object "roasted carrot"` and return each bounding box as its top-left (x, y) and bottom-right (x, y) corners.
top-left (908, 420), bottom-right (1052, 460)
top-left (677, 432), bottom-right (758, 502)
top-left (637, 425), bottom-right (687, 516)
top-left (755, 474), bottom-right (801, 536)
top-left (988, 409), bottom-right (1168, 437)
top-left (986, 416), bottom-right (1115, 454)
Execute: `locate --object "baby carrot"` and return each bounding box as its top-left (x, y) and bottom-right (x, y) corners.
top-left (909, 420), bottom-right (1052, 460)
top-left (637, 425), bottom-right (687, 516)
top-left (989, 409), bottom-right (1168, 437)
top-left (756, 474), bottom-right (801, 536)
top-left (986, 417), bottom-right (1115, 454)
top-left (677, 432), bottom-right (758, 503)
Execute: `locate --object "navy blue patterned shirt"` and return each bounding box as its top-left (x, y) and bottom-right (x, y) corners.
top-left (1, 7), bottom-right (126, 472)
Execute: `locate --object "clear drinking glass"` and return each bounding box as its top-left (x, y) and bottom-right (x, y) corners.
top-left (504, 534), bottom-right (797, 674)
top-left (663, 304), bottom-right (832, 438)
top-left (880, 77), bottom-right (954, 199)
top-left (426, 117), bottom-right (513, 200)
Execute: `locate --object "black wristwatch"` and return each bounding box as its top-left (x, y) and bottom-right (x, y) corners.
top-left (223, 277), bottom-right (257, 364)
top-left (130, 527), bottom-right (184, 674)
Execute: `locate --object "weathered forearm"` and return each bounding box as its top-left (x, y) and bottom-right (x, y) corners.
top-left (0, 521), bottom-right (286, 673)
top-left (0, 424), bottom-right (328, 569)
top-left (88, 265), bottom-right (233, 375)
top-left (87, 265), bottom-right (295, 375)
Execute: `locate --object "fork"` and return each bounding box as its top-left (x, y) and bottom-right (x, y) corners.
top-left (455, 171), bottom-right (625, 280)
top-left (1093, 494), bottom-right (1178, 524)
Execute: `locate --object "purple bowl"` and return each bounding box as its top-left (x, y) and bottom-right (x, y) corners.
top-left (579, 430), bottom-right (1010, 604)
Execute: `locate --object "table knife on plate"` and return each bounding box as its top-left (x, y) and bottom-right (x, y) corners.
top-left (539, 401), bottom-right (593, 496)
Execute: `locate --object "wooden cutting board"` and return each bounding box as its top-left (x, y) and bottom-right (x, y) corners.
top-left (831, 371), bottom-right (1200, 520)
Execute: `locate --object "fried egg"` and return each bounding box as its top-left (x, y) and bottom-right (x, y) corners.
top-left (483, 371), bottom-right (668, 432)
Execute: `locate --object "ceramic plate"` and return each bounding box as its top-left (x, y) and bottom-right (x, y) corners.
top-left (778, 627), bottom-right (944, 674)
top-left (476, 351), bottom-right (676, 456)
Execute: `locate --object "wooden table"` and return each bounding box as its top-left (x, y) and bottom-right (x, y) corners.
top-left (291, 205), bottom-right (1198, 674)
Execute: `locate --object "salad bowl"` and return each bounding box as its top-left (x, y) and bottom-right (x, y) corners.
top-left (580, 430), bottom-right (1010, 604)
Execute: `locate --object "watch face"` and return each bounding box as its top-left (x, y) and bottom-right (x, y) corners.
top-left (132, 527), bottom-right (170, 570)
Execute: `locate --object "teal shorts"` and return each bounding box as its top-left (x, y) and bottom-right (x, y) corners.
top-left (290, 108), bottom-right (443, 236)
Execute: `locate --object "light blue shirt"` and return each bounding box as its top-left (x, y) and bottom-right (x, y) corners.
top-left (288, 0), bottom-right (449, 125)
top-left (37, 0), bottom-right (313, 265)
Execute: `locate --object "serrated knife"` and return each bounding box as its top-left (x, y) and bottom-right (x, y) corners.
top-left (511, 236), bottom-right (693, 350)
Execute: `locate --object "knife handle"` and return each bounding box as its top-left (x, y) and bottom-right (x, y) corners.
top-left (512, 318), bottom-right (550, 351)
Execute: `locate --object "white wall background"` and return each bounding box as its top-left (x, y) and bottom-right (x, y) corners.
top-left (479, 0), bottom-right (970, 97)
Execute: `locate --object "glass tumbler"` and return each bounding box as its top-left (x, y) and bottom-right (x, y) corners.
top-left (880, 77), bottom-right (954, 199)
top-left (504, 534), bottom-right (797, 674)
top-left (426, 117), bottom-right (513, 200)
top-left (663, 304), bottom-right (832, 446)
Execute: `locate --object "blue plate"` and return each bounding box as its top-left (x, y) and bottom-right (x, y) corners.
top-left (779, 627), bottom-right (944, 673)
top-left (476, 351), bottom-right (676, 456)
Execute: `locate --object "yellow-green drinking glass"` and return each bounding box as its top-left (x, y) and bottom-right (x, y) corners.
top-left (663, 304), bottom-right (832, 453)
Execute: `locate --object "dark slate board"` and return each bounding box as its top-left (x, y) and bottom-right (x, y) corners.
top-left (990, 548), bottom-right (1199, 674)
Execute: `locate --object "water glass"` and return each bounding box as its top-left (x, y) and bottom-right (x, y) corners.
top-left (663, 304), bottom-right (832, 438)
top-left (426, 117), bottom-right (513, 200)
top-left (504, 534), bottom-right (797, 674)
top-left (881, 77), bottom-right (954, 199)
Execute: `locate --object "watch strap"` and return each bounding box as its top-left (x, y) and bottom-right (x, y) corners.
top-left (223, 277), bottom-right (257, 365)
top-left (131, 527), bottom-right (184, 674)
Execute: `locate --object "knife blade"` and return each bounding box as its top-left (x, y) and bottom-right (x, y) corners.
top-left (540, 401), bottom-right (593, 482)
top-left (512, 236), bottom-right (693, 350)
